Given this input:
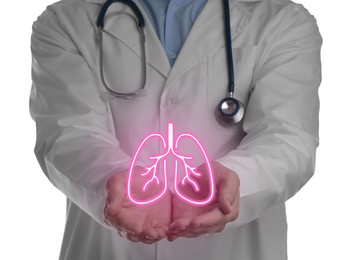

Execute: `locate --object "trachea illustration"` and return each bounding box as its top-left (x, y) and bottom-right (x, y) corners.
top-left (127, 123), bottom-right (215, 206)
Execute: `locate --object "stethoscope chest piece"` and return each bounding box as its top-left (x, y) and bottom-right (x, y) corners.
top-left (216, 97), bottom-right (245, 125)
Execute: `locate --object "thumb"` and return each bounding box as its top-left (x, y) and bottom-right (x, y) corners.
top-left (218, 173), bottom-right (238, 215)
top-left (104, 195), bottom-right (123, 219)
top-left (104, 173), bottom-right (127, 220)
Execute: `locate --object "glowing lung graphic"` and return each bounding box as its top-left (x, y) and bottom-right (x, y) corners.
top-left (127, 123), bottom-right (215, 206)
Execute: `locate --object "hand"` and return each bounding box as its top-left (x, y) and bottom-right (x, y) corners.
top-left (167, 161), bottom-right (240, 241)
top-left (104, 167), bottom-right (172, 244)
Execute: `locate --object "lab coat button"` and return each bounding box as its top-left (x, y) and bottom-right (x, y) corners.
top-left (171, 4), bottom-right (178, 12)
top-left (164, 98), bottom-right (177, 108)
top-left (169, 52), bottom-right (177, 59)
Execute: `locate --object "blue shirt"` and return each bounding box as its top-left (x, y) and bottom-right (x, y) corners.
top-left (138, 0), bottom-right (208, 66)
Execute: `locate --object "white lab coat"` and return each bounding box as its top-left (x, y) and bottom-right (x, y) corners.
top-left (30, 0), bottom-right (322, 259)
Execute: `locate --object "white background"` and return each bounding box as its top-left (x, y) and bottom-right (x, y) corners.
top-left (0, 0), bottom-right (351, 259)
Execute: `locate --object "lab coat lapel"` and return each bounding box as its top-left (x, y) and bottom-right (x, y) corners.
top-left (86, 0), bottom-right (171, 78)
top-left (165, 0), bottom-right (252, 86)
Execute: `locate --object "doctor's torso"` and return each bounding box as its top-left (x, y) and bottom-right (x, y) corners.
top-left (31, 0), bottom-right (321, 259)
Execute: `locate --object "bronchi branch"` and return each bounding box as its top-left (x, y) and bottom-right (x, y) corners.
top-left (140, 153), bottom-right (168, 191)
top-left (173, 153), bottom-right (201, 192)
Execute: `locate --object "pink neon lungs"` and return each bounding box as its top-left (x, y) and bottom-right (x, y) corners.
top-left (128, 133), bottom-right (168, 205)
top-left (173, 133), bottom-right (215, 206)
top-left (128, 123), bottom-right (215, 206)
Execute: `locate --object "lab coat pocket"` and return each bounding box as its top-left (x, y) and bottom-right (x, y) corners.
top-left (207, 45), bottom-right (259, 136)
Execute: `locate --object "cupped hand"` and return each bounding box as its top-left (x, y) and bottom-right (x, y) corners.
top-left (104, 166), bottom-right (172, 244)
top-left (167, 161), bottom-right (240, 241)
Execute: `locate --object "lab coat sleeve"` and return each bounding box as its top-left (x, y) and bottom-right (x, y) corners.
top-left (29, 9), bottom-right (131, 228)
top-left (216, 5), bottom-right (323, 227)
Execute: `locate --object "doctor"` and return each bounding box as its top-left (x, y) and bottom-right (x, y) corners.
top-left (30, 0), bottom-right (322, 259)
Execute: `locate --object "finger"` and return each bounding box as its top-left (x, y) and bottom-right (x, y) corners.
top-left (168, 229), bottom-right (202, 238)
top-left (104, 199), bottom-right (124, 227)
top-left (125, 230), bottom-right (159, 244)
top-left (140, 235), bottom-right (160, 244)
top-left (155, 227), bottom-right (167, 239)
top-left (117, 229), bottom-right (128, 239)
top-left (190, 207), bottom-right (225, 228)
top-left (229, 192), bottom-right (240, 221)
top-left (126, 233), bottom-right (141, 243)
top-left (141, 238), bottom-right (159, 244)
top-left (140, 226), bottom-right (161, 244)
top-left (167, 234), bottom-right (179, 242)
top-left (169, 223), bottom-right (210, 237)
top-left (142, 226), bottom-right (159, 240)
top-left (210, 224), bottom-right (226, 233)
top-left (105, 175), bottom-right (125, 218)
top-left (174, 222), bottom-right (225, 237)
top-left (169, 219), bottom-right (191, 233)
top-left (218, 174), bottom-right (239, 214)
top-left (116, 216), bottom-right (143, 235)
top-left (104, 197), bottom-right (122, 220)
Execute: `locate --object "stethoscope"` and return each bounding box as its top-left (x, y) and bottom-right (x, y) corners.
top-left (96, 0), bottom-right (245, 125)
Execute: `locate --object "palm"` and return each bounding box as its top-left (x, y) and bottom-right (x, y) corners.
top-left (171, 173), bottom-right (219, 227)
top-left (169, 161), bottom-right (240, 240)
top-left (117, 185), bottom-right (172, 236)
top-left (106, 168), bottom-right (172, 239)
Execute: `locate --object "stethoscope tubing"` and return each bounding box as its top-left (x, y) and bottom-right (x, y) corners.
top-left (223, 0), bottom-right (235, 96)
top-left (96, 0), bottom-right (245, 124)
top-left (97, 0), bottom-right (145, 28)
